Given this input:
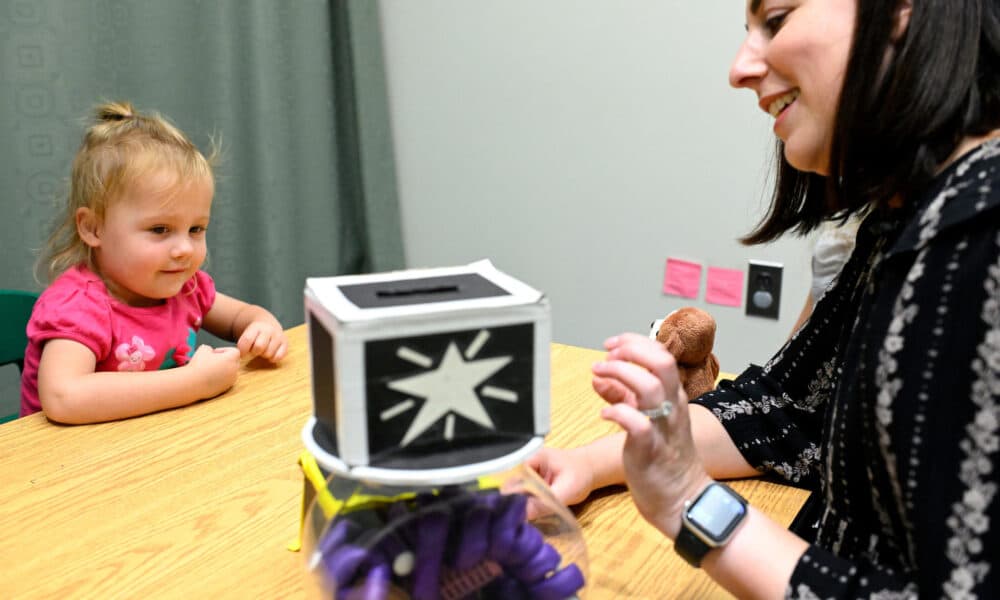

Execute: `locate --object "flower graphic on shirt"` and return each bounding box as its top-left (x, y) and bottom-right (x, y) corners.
top-left (159, 329), bottom-right (198, 370)
top-left (116, 336), bottom-right (156, 371)
top-left (173, 343), bottom-right (191, 366)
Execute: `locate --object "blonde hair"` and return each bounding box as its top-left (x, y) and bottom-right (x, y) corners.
top-left (38, 101), bottom-right (217, 282)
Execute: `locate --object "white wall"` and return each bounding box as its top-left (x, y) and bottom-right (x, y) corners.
top-left (377, 1), bottom-right (812, 370)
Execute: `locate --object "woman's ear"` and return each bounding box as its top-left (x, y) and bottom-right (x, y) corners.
top-left (76, 207), bottom-right (101, 247)
top-left (891, 0), bottom-right (912, 42)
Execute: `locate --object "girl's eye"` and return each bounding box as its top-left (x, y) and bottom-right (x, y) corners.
top-left (190, 226), bottom-right (206, 235)
top-left (150, 226), bottom-right (169, 234)
top-left (764, 12), bottom-right (788, 35)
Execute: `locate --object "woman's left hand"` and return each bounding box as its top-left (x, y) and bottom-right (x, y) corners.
top-left (592, 332), bottom-right (713, 539)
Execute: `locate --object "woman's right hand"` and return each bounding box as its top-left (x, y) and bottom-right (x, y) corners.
top-left (187, 345), bottom-right (241, 398)
top-left (593, 333), bottom-right (711, 539)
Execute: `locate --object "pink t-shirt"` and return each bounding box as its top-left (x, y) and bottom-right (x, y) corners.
top-left (20, 265), bottom-right (216, 416)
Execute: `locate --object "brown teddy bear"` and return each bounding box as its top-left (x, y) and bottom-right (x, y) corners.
top-left (649, 307), bottom-right (721, 400)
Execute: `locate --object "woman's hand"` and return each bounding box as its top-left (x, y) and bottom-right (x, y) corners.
top-left (593, 333), bottom-right (712, 539)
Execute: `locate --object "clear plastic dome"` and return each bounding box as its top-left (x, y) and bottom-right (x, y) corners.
top-left (301, 461), bottom-right (588, 599)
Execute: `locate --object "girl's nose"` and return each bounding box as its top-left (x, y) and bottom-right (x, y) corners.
top-left (729, 35), bottom-right (766, 89)
top-left (171, 237), bottom-right (192, 258)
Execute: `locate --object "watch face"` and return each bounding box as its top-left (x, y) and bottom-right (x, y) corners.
top-left (686, 483), bottom-right (747, 542)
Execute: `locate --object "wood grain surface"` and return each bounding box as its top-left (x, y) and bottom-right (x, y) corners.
top-left (0, 325), bottom-right (807, 598)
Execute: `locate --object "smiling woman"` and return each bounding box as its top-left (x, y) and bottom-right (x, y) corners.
top-left (528, 1), bottom-right (1000, 598)
top-left (730, 0), bottom-right (857, 177)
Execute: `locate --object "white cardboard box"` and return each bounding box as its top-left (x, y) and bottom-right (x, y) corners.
top-left (301, 260), bottom-right (551, 485)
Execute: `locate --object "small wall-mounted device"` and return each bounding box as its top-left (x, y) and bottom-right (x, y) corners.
top-left (745, 260), bottom-right (783, 320)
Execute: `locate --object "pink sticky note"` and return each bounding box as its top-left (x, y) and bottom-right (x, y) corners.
top-left (662, 258), bottom-right (702, 299)
top-left (705, 266), bottom-right (744, 307)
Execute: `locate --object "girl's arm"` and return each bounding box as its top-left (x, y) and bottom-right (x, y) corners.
top-left (37, 339), bottom-right (240, 424)
top-left (202, 292), bottom-right (288, 362)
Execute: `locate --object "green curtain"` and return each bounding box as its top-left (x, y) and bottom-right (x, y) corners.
top-left (0, 0), bottom-right (404, 327)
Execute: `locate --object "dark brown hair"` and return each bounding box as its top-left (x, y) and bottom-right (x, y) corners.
top-left (743, 0), bottom-right (1000, 244)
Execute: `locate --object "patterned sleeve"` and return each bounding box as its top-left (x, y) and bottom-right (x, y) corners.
top-left (690, 281), bottom-right (857, 489)
top-left (691, 220), bottom-right (876, 490)
top-left (27, 283), bottom-right (113, 361)
top-left (693, 367), bottom-right (824, 488)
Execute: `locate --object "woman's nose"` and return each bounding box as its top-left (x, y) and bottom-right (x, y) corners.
top-left (729, 36), bottom-right (766, 89)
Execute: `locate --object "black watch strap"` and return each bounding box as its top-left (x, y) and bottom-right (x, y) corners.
top-left (674, 525), bottom-right (712, 567)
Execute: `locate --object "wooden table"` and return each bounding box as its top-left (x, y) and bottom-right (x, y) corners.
top-left (0, 325), bottom-right (807, 598)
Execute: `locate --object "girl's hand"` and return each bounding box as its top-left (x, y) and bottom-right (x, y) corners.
top-left (525, 446), bottom-right (596, 518)
top-left (592, 333), bottom-right (712, 539)
top-left (237, 319), bottom-right (288, 363)
top-left (187, 345), bottom-right (241, 398)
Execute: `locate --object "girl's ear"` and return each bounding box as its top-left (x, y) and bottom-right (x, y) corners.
top-left (891, 0), bottom-right (913, 42)
top-left (76, 207), bottom-right (101, 247)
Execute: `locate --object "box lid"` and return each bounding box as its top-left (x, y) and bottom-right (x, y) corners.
top-left (306, 260), bottom-right (544, 323)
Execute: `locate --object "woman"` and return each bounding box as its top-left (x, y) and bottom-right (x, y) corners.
top-left (530, 1), bottom-right (1000, 597)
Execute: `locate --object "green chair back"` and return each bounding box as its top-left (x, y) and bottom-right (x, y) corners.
top-left (0, 290), bottom-right (39, 423)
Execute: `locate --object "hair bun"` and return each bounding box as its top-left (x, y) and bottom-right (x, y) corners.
top-left (96, 101), bottom-right (136, 122)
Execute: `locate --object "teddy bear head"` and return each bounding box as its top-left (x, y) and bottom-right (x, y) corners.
top-left (651, 307), bottom-right (721, 400)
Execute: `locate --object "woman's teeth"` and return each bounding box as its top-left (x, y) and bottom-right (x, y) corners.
top-left (768, 90), bottom-right (799, 117)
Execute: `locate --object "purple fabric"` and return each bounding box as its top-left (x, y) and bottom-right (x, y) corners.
top-left (324, 545), bottom-right (368, 589)
top-left (453, 505), bottom-right (490, 571)
top-left (507, 542), bottom-right (561, 584)
top-left (501, 523), bottom-right (544, 569)
top-left (489, 494), bottom-right (528, 562)
top-left (318, 518), bottom-right (354, 557)
top-left (355, 561), bottom-right (390, 600)
top-left (313, 489), bottom-right (585, 599)
top-left (411, 510), bottom-right (449, 600)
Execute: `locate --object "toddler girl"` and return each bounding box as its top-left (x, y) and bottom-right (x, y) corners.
top-left (20, 101), bottom-right (288, 423)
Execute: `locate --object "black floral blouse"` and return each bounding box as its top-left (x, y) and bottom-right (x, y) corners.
top-left (693, 139), bottom-right (1000, 599)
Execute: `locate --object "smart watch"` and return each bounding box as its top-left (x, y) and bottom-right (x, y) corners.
top-left (674, 482), bottom-right (748, 567)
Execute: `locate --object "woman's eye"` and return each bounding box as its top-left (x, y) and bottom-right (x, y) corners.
top-left (764, 12), bottom-right (787, 35)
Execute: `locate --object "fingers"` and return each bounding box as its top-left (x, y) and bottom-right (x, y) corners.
top-left (525, 453), bottom-right (544, 475)
top-left (592, 333), bottom-right (685, 412)
top-left (525, 496), bottom-right (552, 521)
top-left (604, 331), bottom-right (655, 351)
top-left (237, 326), bottom-right (265, 357)
top-left (237, 325), bottom-right (288, 362)
top-left (592, 359), bottom-right (669, 411)
top-left (272, 339), bottom-right (288, 361)
top-left (592, 375), bottom-right (637, 407)
top-left (600, 403), bottom-right (654, 440)
top-left (605, 333), bottom-right (680, 383)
